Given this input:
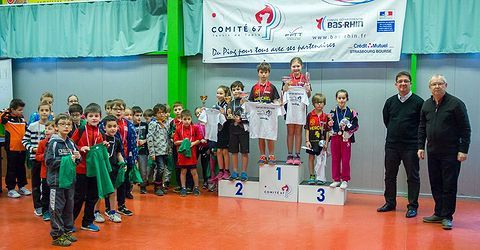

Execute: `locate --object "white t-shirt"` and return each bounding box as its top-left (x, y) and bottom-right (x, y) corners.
top-left (283, 86), bottom-right (309, 125)
top-left (244, 102), bottom-right (284, 140)
top-left (198, 108), bottom-right (226, 142)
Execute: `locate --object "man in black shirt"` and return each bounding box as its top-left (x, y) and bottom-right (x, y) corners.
top-left (378, 71), bottom-right (424, 218)
top-left (418, 74), bottom-right (471, 230)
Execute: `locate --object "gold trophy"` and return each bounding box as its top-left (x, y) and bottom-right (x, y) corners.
top-left (200, 95), bottom-right (208, 107)
top-left (225, 95), bottom-right (234, 119)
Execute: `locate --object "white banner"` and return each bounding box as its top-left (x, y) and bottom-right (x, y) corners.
top-left (203, 0), bottom-right (407, 63)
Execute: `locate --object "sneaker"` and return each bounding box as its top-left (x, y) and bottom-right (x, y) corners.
top-left (286, 154), bottom-right (294, 165)
top-left (173, 186), bottom-right (182, 193)
top-left (222, 170), bottom-right (230, 180)
top-left (43, 211), bottom-right (51, 221)
top-left (229, 171), bottom-right (239, 181)
top-left (126, 192), bottom-right (134, 199)
top-left (118, 205), bottom-right (133, 216)
top-left (180, 188), bottom-right (187, 197)
top-left (7, 189), bottom-right (21, 198)
top-left (52, 235), bottom-right (71, 247)
top-left (215, 171), bottom-right (224, 181)
top-left (340, 181), bottom-right (348, 189)
top-left (81, 223), bottom-right (100, 232)
top-left (268, 155), bottom-right (276, 166)
top-left (193, 187), bottom-right (200, 196)
top-left (186, 187), bottom-right (193, 194)
top-left (63, 233), bottom-right (77, 242)
top-left (240, 172), bottom-right (248, 182)
top-left (316, 180), bottom-right (326, 185)
top-left (330, 181), bottom-right (341, 188)
top-left (202, 182), bottom-right (208, 189)
top-left (34, 207), bottom-right (43, 216)
top-left (69, 226), bottom-right (77, 233)
top-left (208, 183), bottom-right (216, 192)
top-left (293, 155), bottom-right (301, 165)
top-left (18, 187), bottom-right (32, 196)
top-left (108, 210), bottom-right (122, 223)
top-left (307, 175), bottom-right (316, 185)
top-left (140, 187), bottom-right (147, 194)
top-left (94, 211), bottom-right (105, 223)
top-left (258, 155), bottom-right (267, 165)
top-left (155, 188), bottom-right (165, 196)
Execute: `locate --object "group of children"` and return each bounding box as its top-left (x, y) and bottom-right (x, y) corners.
top-left (0, 56), bottom-right (359, 247)
top-left (199, 57), bottom-right (359, 189)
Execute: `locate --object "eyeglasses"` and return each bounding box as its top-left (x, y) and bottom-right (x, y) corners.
top-left (57, 122), bottom-right (72, 127)
top-left (396, 79), bottom-right (411, 83)
top-left (429, 82), bottom-right (446, 87)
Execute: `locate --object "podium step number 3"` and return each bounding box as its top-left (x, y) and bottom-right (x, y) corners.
top-left (298, 181), bottom-right (347, 205)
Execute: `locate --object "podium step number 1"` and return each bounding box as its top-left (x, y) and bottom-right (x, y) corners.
top-left (259, 164), bottom-right (303, 202)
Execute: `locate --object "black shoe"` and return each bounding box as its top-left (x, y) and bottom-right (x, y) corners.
top-left (126, 192), bottom-right (134, 199)
top-left (441, 219), bottom-right (453, 230)
top-left (405, 209), bottom-right (417, 218)
top-left (423, 214), bottom-right (443, 223)
top-left (377, 204), bottom-right (395, 212)
top-left (118, 205), bottom-right (133, 216)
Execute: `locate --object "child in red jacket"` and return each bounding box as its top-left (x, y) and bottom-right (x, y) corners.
top-left (173, 110), bottom-right (202, 197)
top-left (35, 121), bottom-right (56, 221)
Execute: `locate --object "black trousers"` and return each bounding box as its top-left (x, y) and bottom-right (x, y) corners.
top-left (198, 147), bottom-right (209, 184)
top-left (50, 187), bottom-right (75, 239)
top-left (73, 174), bottom-right (98, 227)
top-left (5, 150), bottom-right (27, 190)
top-left (106, 176), bottom-right (127, 210)
top-left (384, 147), bottom-right (420, 210)
top-left (427, 152), bottom-right (461, 220)
top-left (31, 160), bottom-right (42, 209)
top-left (41, 178), bottom-right (51, 213)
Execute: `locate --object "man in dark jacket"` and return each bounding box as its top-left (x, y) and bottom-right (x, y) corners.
top-left (417, 74), bottom-right (471, 230)
top-left (377, 71), bottom-right (424, 218)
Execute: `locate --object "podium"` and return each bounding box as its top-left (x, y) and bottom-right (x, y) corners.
top-left (298, 181), bottom-right (347, 205)
top-left (218, 178), bottom-right (260, 199)
top-left (258, 163), bottom-right (303, 202)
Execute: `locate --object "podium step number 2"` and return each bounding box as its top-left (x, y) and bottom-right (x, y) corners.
top-left (218, 178), bottom-right (260, 199)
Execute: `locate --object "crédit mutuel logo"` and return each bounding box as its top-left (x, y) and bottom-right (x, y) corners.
top-left (209, 3), bottom-right (283, 41)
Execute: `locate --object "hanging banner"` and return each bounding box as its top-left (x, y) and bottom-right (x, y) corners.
top-left (1, 0), bottom-right (109, 4)
top-left (203, 0), bottom-right (407, 63)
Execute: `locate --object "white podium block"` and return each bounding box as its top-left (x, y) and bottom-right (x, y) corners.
top-left (298, 181), bottom-right (347, 205)
top-left (218, 178), bottom-right (260, 199)
top-left (259, 163), bottom-right (303, 202)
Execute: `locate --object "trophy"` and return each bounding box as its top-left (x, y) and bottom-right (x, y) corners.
top-left (225, 95), bottom-right (234, 119)
top-left (200, 95), bottom-right (208, 107)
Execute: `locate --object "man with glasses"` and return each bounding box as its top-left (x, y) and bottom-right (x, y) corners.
top-left (377, 71), bottom-right (424, 218)
top-left (418, 75), bottom-right (471, 230)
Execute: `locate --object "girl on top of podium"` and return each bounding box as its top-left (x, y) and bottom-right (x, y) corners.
top-left (329, 89), bottom-right (359, 189)
top-left (213, 85), bottom-right (231, 181)
top-left (282, 57), bottom-right (311, 165)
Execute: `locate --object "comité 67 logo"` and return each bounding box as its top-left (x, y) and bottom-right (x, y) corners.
top-left (255, 4), bottom-right (283, 41)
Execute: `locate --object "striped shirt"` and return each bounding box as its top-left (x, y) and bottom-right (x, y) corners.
top-left (22, 121), bottom-right (46, 159)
